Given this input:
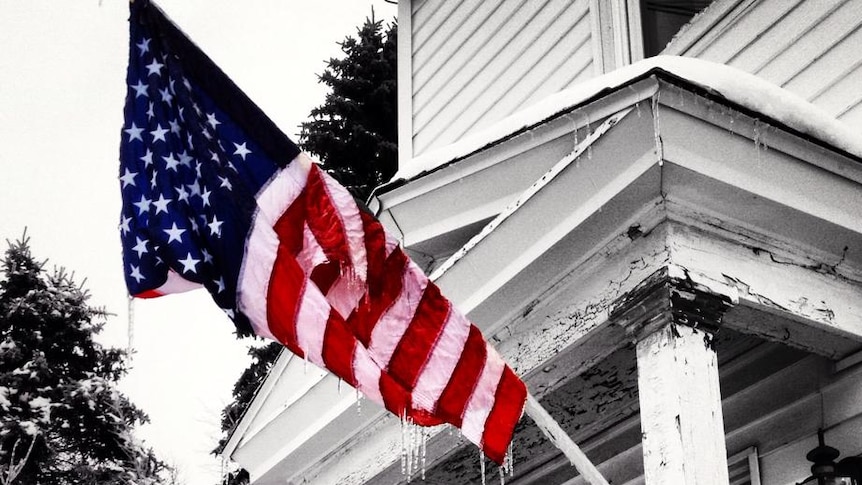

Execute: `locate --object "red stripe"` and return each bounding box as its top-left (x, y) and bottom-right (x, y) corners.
top-left (273, 188), bottom-right (307, 255)
top-left (266, 245), bottom-right (305, 358)
top-left (134, 289), bottom-right (163, 298)
top-left (360, 211), bottom-right (386, 296)
top-left (387, 283), bottom-right (450, 389)
top-left (348, 247), bottom-right (407, 347)
top-left (321, 309), bottom-right (357, 387)
top-left (435, 325), bottom-right (487, 427)
top-left (310, 261), bottom-right (340, 295)
top-left (378, 371), bottom-right (411, 418)
top-left (304, 165), bottom-right (351, 271)
top-left (481, 366), bottom-right (527, 464)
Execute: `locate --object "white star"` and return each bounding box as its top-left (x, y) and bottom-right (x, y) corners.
top-left (175, 184), bottom-right (189, 203)
top-left (178, 106), bottom-right (185, 122)
top-left (119, 216), bottom-right (132, 235)
top-left (140, 149), bottom-right (153, 167)
top-left (188, 216), bottom-right (199, 233)
top-left (169, 118), bottom-right (181, 135)
top-left (162, 153), bottom-right (180, 171)
top-left (133, 195), bottom-right (151, 215)
top-left (224, 308), bottom-right (235, 319)
top-left (201, 187), bottom-right (212, 207)
top-left (124, 122), bottom-right (144, 142)
top-left (146, 102), bottom-right (155, 120)
top-left (186, 132), bottom-right (195, 150)
top-left (159, 87), bottom-right (173, 105)
top-left (130, 265), bottom-right (145, 283)
top-left (136, 37), bottom-right (151, 56)
top-left (227, 161), bottom-right (238, 173)
top-left (150, 124), bottom-right (168, 143)
top-left (163, 222), bottom-right (186, 244)
top-left (145, 58), bottom-right (164, 76)
top-left (119, 168), bottom-right (137, 188)
top-left (201, 248), bottom-right (213, 264)
top-left (214, 276), bottom-right (225, 293)
top-left (187, 180), bottom-right (201, 198)
top-left (179, 253), bottom-right (200, 274)
top-left (209, 150), bottom-right (220, 163)
top-left (218, 176), bottom-right (232, 191)
top-left (233, 142), bottom-right (251, 160)
top-left (182, 77), bottom-right (191, 91)
top-left (132, 237), bottom-right (149, 257)
top-left (169, 78), bottom-right (176, 95)
top-left (195, 161), bottom-right (203, 178)
top-left (150, 171), bottom-right (159, 188)
top-left (206, 113), bottom-right (221, 129)
top-left (152, 194), bottom-right (172, 214)
top-left (207, 216), bottom-right (224, 236)
top-left (130, 79), bottom-right (148, 98)
top-left (178, 150), bottom-right (193, 167)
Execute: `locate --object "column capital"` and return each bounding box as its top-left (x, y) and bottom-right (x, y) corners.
top-left (609, 264), bottom-right (738, 339)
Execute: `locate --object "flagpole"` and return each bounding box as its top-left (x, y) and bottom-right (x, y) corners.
top-left (524, 393), bottom-right (610, 485)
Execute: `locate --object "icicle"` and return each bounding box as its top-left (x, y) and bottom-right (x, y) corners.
top-left (421, 428), bottom-right (427, 480)
top-left (480, 451), bottom-right (486, 485)
top-left (651, 93), bottom-right (663, 166)
top-left (303, 355), bottom-right (308, 373)
top-left (337, 378), bottom-right (342, 394)
top-left (499, 466), bottom-right (505, 485)
top-left (355, 388), bottom-right (362, 415)
top-left (586, 145), bottom-right (592, 159)
top-left (401, 413), bottom-right (407, 476)
top-left (753, 119), bottom-right (762, 162)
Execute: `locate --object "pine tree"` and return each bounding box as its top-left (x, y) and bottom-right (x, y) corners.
top-left (299, 12), bottom-right (398, 201)
top-left (0, 235), bottom-right (171, 484)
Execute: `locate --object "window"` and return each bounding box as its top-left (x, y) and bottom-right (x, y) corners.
top-left (640, 0), bottom-right (713, 56)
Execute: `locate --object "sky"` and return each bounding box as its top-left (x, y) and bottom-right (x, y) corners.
top-left (0, 1), bottom-right (396, 483)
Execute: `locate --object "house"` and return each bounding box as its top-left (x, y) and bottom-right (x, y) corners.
top-left (222, 1), bottom-right (862, 483)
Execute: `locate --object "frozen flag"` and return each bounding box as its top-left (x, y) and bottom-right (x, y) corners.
top-left (118, 0), bottom-right (527, 465)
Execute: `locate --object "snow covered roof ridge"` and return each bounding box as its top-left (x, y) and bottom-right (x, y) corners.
top-left (392, 56), bottom-right (862, 184)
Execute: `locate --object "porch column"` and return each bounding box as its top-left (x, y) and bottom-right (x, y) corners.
top-left (610, 265), bottom-right (738, 485)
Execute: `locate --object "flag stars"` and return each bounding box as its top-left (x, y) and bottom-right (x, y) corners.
top-left (146, 102), bottom-right (155, 120)
top-left (140, 149), bottom-right (153, 167)
top-left (214, 276), bottom-right (226, 293)
top-left (162, 153), bottom-right (180, 171)
top-left (150, 124), bottom-right (168, 143)
top-left (145, 58), bottom-right (164, 76)
top-left (159, 87), bottom-right (173, 105)
top-left (136, 37), bottom-right (151, 56)
top-left (152, 194), bottom-right (173, 214)
top-left (188, 216), bottom-right (199, 234)
top-left (201, 248), bottom-right (213, 264)
top-left (218, 176), bottom-right (232, 191)
top-left (119, 216), bottom-right (132, 235)
top-left (119, 168), bottom-right (137, 188)
top-left (132, 237), bottom-right (149, 258)
top-left (233, 142), bottom-right (251, 160)
top-left (130, 79), bottom-right (149, 98)
top-left (206, 112), bottom-right (221, 129)
top-left (124, 122), bottom-right (144, 142)
top-left (208, 216), bottom-right (224, 236)
top-left (163, 222), bottom-right (186, 244)
top-left (175, 185), bottom-right (190, 203)
top-left (169, 118), bottom-right (181, 135)
top-left (179, 253), bottom-right (200, 274)
top-left (133, 195), bottom-right (151, 215)
top-left (178, 150), bottom-right (193, 167)
top-left (129, 265), bottom-right (145, 283)
top-left (201, 187), bottom-right (212, 207)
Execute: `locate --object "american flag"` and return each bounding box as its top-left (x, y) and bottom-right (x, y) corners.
top-left (120, 0), bottom-right (526, 465)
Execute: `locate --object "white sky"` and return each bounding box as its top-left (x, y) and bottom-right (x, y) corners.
top-left (0, 1), bottom-right (396, 483)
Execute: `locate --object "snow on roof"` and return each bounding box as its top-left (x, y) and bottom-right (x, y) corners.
top-left (394, 56), bottom-right (862, 183)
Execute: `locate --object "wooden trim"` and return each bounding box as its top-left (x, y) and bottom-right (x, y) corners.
top-left (397, 0), bottom-right (414, 165)
top-left (589, 0), bottom-right (606, 75)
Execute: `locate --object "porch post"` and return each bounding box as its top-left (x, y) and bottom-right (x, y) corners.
top-left (610, 265), bottom-right (738, 485)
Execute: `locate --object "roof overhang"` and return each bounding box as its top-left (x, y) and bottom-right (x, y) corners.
top-left (225, 60), bottom-right (862, 484)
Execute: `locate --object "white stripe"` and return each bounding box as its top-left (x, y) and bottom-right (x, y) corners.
top-left (325, 274), bottom-right (365, 319)
top-left (296, 222), bottom-right (327, 272)
top-left (461, 347), bottom-right (506, 446)
top-left (367, 261), bottom-right (428, 369)
top-left (352, 346), bottom-right (384, 406)
top-left (238, 155), bottom-right (311, 341)
top-left (153, 269), bottom-right (203, 294)
top-left (294, 283), bottom-right (330, 368)
top-left (411, 309), bottom-right (470, 412)
top-left (317, 167), bottom-right (368, 282)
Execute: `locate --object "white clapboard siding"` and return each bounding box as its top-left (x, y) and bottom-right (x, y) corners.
top-left (672, 0), bottom-right (862, 129)
top-left (411, 0), bottom-right (595, 156)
